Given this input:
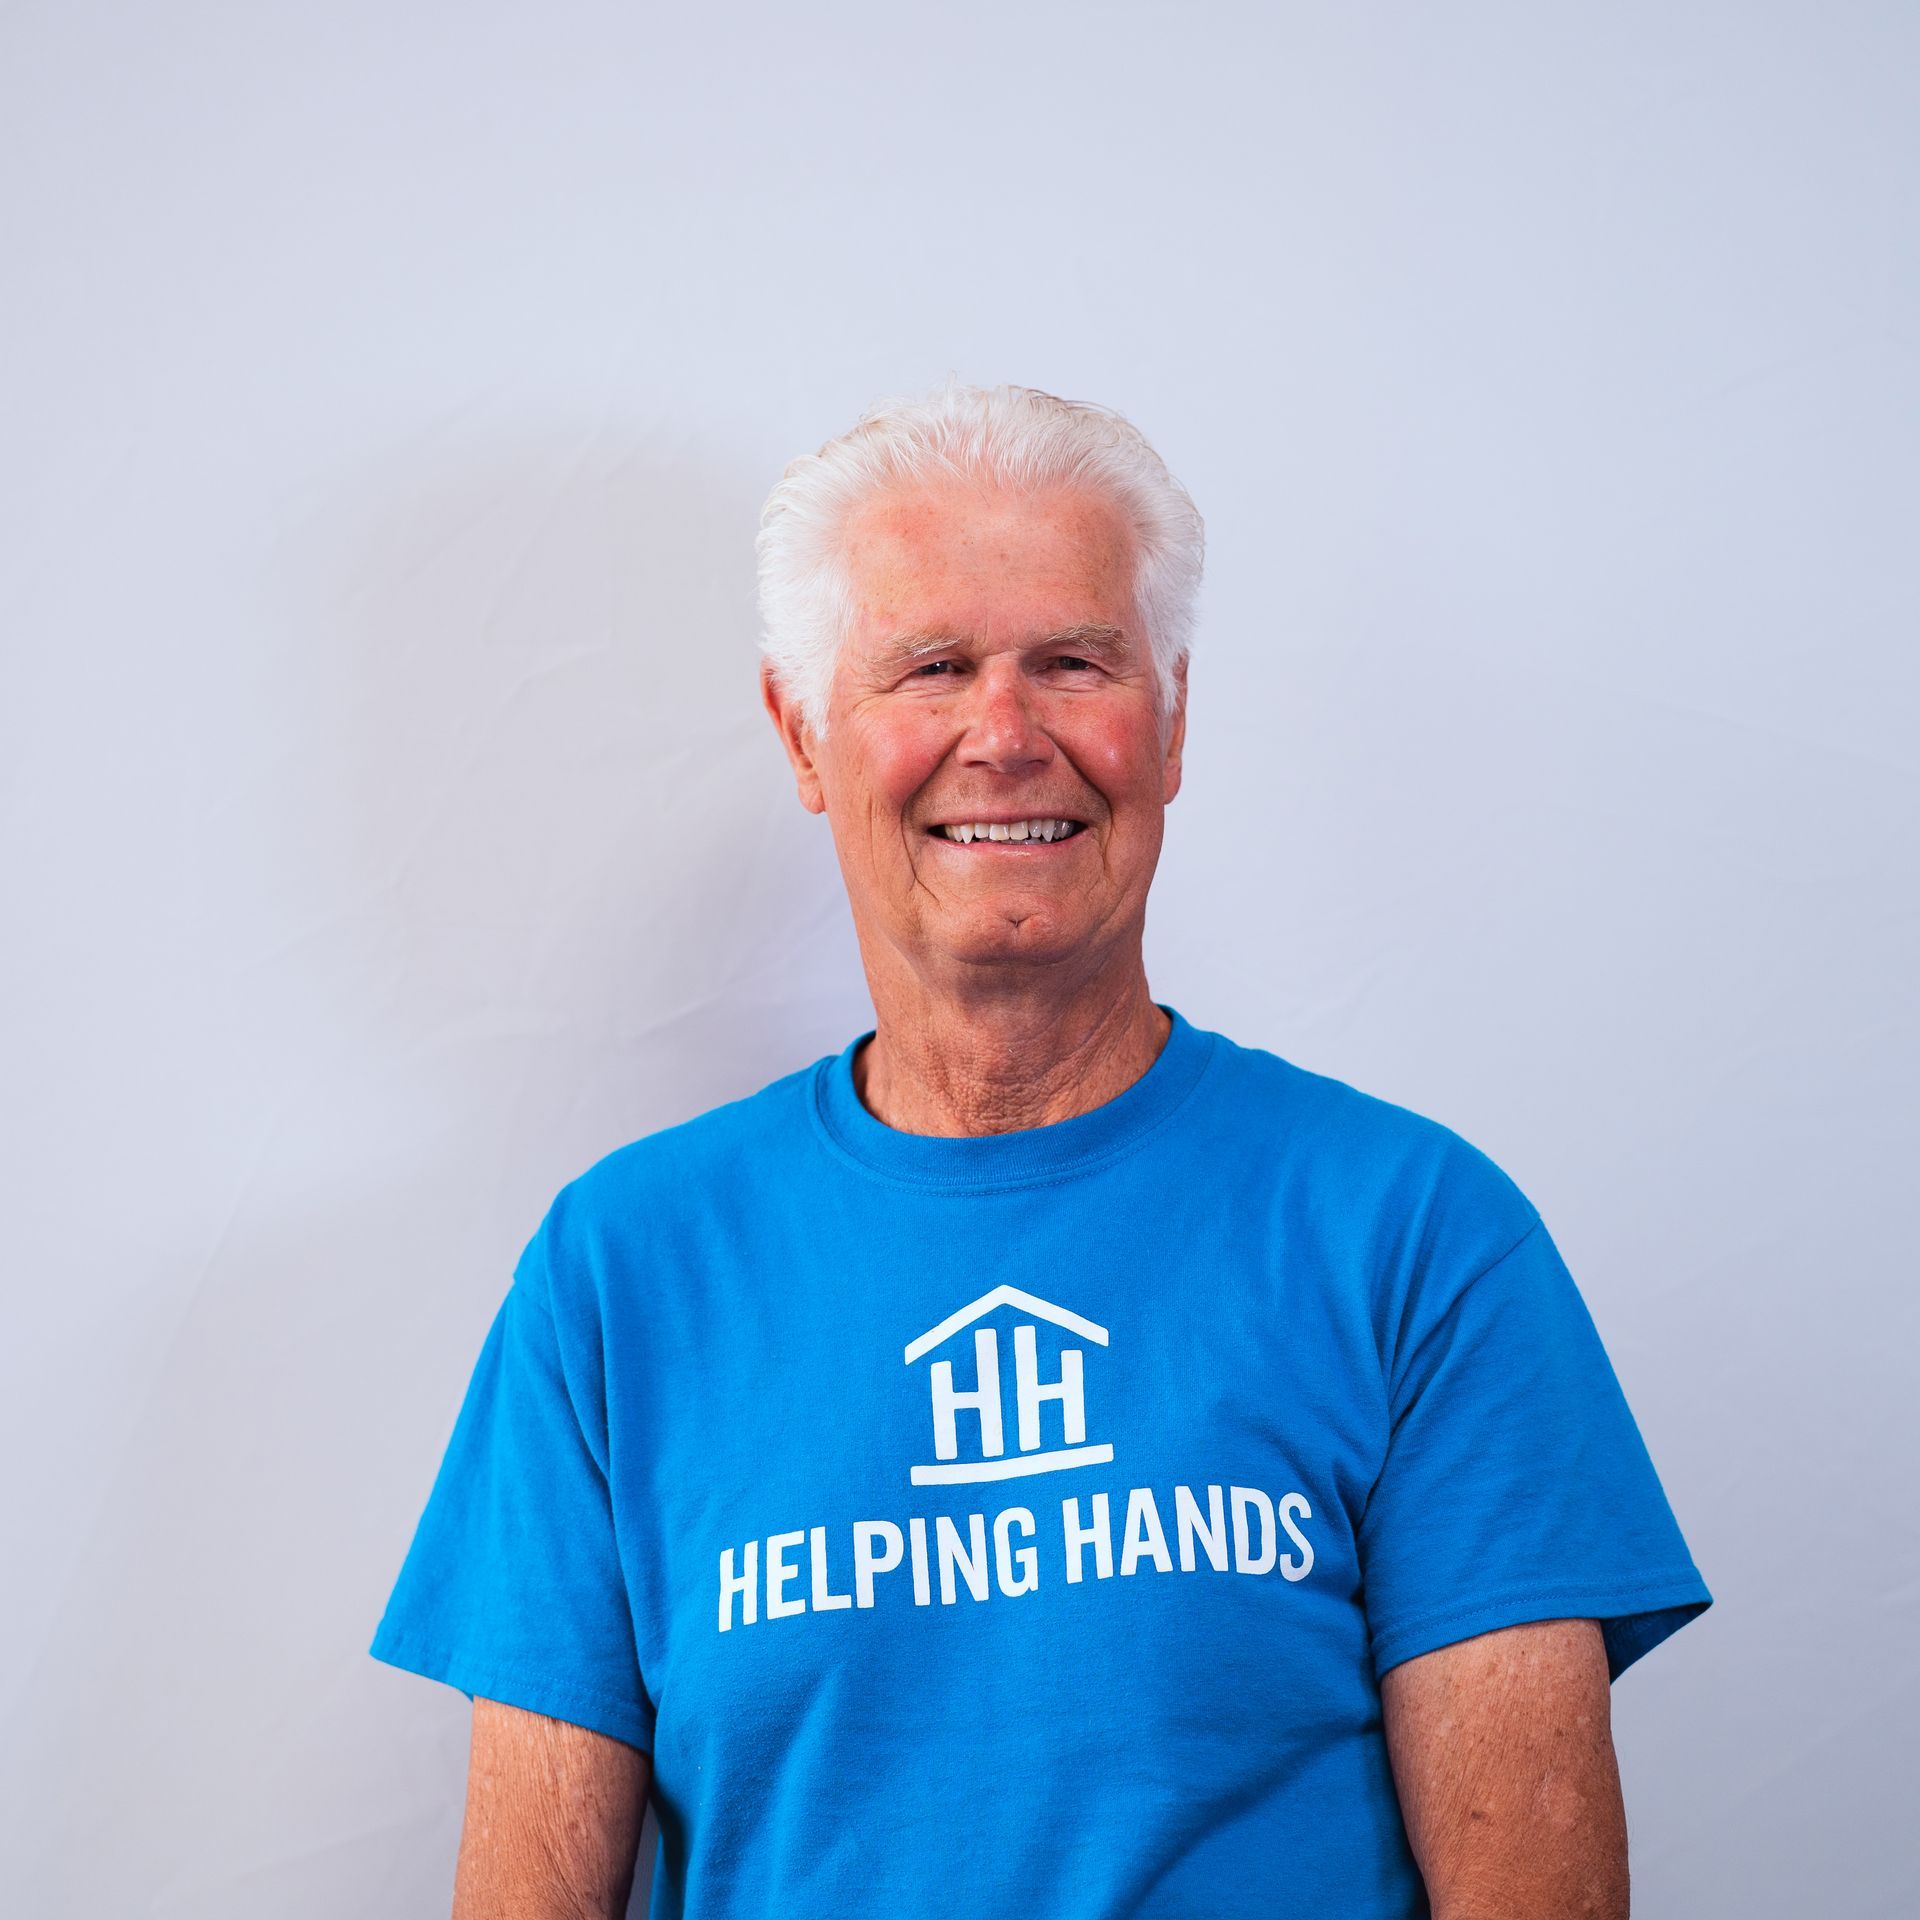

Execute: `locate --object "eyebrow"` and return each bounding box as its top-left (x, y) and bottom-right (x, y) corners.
top-left (873, 623), bottom-right (1133, 671)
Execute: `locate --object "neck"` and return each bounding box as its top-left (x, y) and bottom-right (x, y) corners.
top-left (852, 963), bottom-right (1172, 1138)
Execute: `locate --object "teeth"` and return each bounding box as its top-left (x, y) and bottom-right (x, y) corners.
top-left (939, 819), bottom-right (1079, 844)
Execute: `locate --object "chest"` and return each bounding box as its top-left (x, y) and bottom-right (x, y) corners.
top-left (601, 1183), bottom-right (1391, 1764)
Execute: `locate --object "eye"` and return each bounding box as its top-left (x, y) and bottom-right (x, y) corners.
top-left (1053, 656), bottom-right (1096, 672)
top-left (911, 659), bottom-right (959, 677)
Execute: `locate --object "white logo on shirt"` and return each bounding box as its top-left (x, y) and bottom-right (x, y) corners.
top-left (713, 1288), bottom-right (1318, 1629)
top-left (902, 1286), bottom-right (1115, 1486)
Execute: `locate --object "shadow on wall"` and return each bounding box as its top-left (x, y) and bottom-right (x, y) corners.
top-left (311, 423), bottom-right (848, 1109)
top-left (0, 428), bottom-right (857, 1918)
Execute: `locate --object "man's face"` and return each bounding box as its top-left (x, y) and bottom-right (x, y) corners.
top-left (763, 480), bottom-right (1187, 985)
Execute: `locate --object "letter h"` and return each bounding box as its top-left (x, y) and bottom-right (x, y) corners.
top-left (1015, 1321), bottom-right (1085, 1451)
top-left (930, 1327), bottom-right (1004, 1460)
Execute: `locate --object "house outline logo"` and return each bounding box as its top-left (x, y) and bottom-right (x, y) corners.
top-left (902, 1284), bottom-right (1115, 1487)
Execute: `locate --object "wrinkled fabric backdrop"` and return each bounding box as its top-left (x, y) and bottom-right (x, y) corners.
top-left (3, 3), bottom-right (1913, 1915)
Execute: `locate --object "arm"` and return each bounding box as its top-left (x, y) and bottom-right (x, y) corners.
top-left (1380, 1617), bottom-right (1628, 1920)
top-left (452, 1697), bottom-right (652, 1919)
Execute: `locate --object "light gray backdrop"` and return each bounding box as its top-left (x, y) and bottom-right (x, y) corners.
top-left (3, 3), bottom-right (1914, 1915)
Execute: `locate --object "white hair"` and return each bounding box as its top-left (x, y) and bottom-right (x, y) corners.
top-left (754, 378), bottom-right (1205, 742)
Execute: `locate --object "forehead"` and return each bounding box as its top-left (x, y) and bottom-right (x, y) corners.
top-left (839, 481), bottom-right (1137, 642)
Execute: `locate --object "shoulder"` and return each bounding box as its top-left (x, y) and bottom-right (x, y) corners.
top-left (517, 1048), bottom-right (830, 1306)
top-left (1197, 1025), bottom-right (1544, 1296)
top-left (1212, 1027), bottom-right (1535, 1212)
top-left (576, 1053), bottom-right (821, 1203)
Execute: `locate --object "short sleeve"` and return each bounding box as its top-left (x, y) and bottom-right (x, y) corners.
top-left (368, 1213), bottom-right (655, 1750)
top-left (1360, 1212), bottom-right (1712, 1685)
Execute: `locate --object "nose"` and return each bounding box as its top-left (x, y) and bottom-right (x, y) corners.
top-left (956, 658), bottom-right (1054, 775)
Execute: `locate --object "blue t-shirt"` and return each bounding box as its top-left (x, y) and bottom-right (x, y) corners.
top-left (370, 1004), bottom-right (1711, 1917)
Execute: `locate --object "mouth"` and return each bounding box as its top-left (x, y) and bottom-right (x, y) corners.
top-left (924, 816), bottom-right (1090, 847)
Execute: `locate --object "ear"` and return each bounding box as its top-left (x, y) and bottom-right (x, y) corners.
top-left (1160, 653), bottom-right (1188, 805)
top-left (761, 658), bottom-right (828, 815)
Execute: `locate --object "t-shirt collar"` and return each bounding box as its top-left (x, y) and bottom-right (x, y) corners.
top-left (810, 1001), bottom-right (1218, 1192)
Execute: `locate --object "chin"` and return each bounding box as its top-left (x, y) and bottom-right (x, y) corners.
top-left (931, 905), bottom-right (1085, 961)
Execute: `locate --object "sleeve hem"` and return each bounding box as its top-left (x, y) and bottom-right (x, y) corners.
top-left (368, 1623), bottom-right (657, 1753)
top-left (1369, 1568), bottom-right (1713, 1685)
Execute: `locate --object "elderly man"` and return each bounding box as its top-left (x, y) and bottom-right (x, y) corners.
top-left (371, 382), bottom-right (1711, 1918)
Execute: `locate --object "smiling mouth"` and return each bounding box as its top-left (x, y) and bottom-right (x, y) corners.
top-left (926, 817), bottom-right (1089, 846)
